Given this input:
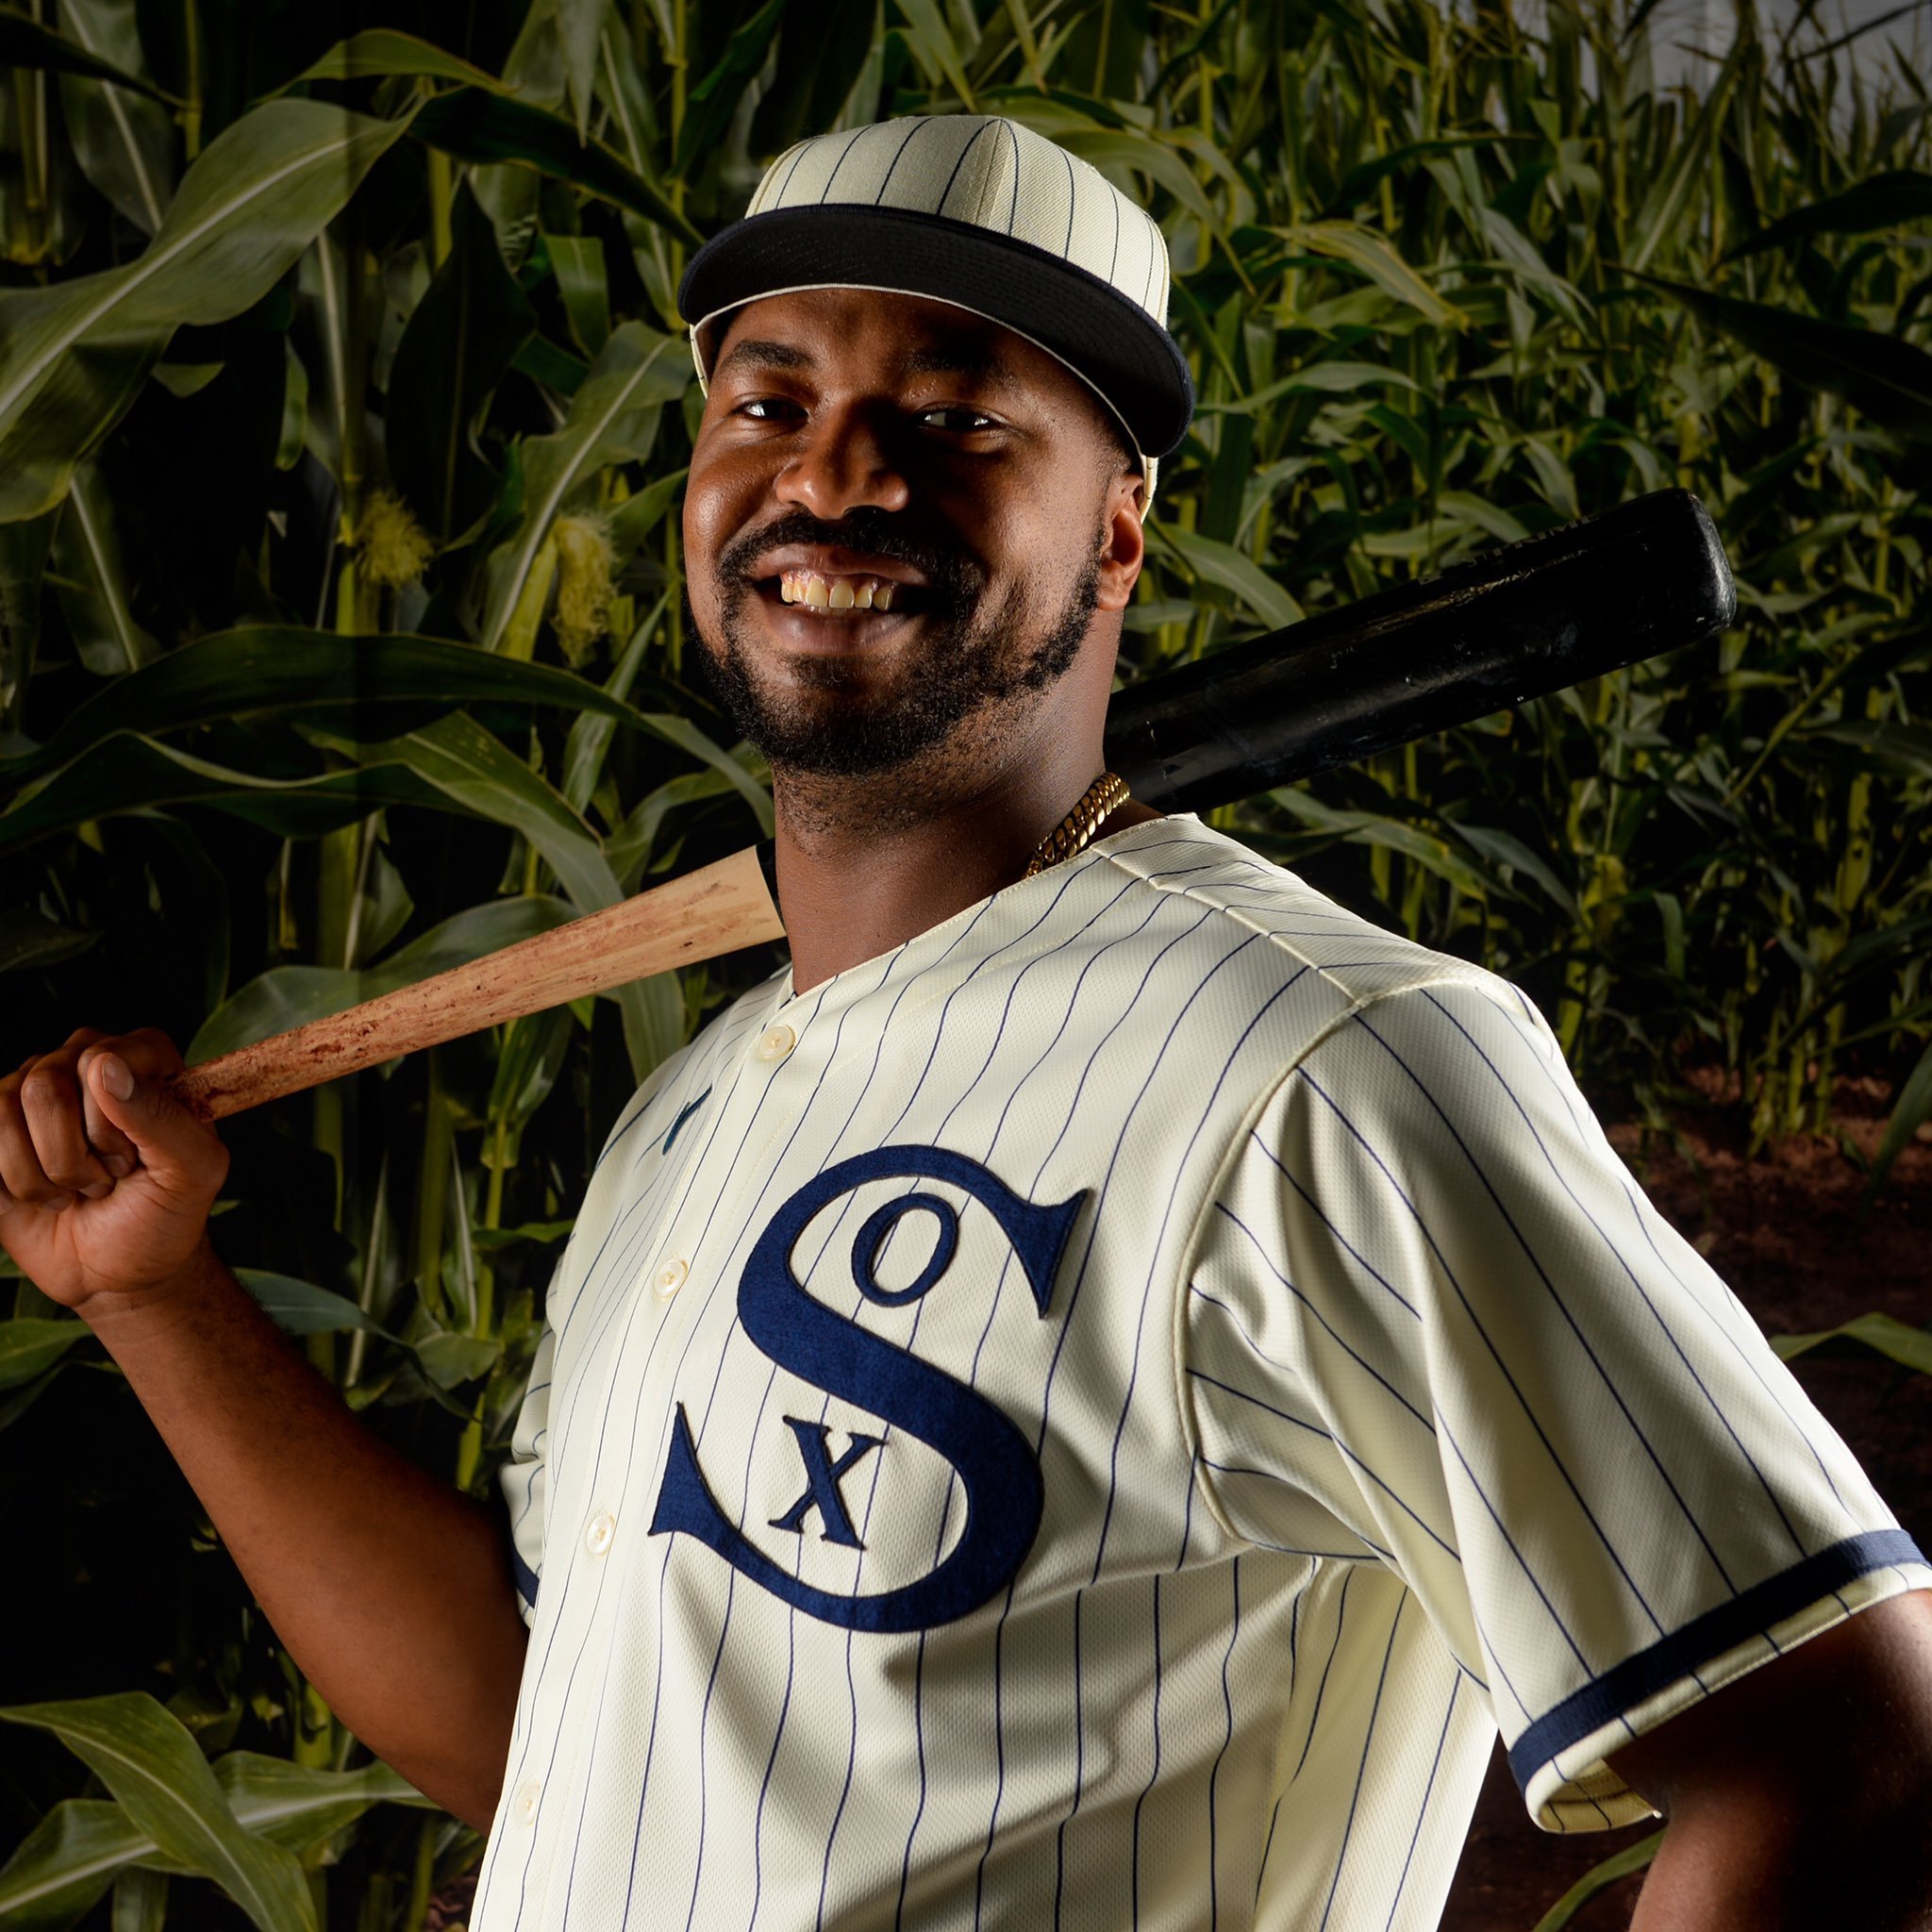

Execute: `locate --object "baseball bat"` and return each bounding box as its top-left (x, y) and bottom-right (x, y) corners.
top-left (171, 489), bottom-right (1734, 1123)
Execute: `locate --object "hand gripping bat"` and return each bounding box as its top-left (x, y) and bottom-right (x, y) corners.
top-left (170, 489), bottom-right (1736, 1122)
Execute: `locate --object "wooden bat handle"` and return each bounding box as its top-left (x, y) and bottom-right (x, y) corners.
top-left (170, 845), bottom-right (784, 1122)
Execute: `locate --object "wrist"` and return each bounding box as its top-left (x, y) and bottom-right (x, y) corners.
top-left (76, 1241), bottom-right (241, 1347)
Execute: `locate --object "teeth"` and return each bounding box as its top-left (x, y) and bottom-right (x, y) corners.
top-left (774, 571), bottom-right (903, 613)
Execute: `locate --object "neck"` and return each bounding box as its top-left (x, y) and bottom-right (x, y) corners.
top-left (770, 732), bottom-right (1158, 993)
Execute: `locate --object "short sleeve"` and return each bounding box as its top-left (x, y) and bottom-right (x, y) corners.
top-left (1180, 974), bottom-right (1931, 1832)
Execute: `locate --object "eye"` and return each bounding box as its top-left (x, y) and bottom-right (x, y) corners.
top-left (737, 395), bottom-right (805, 424)
top-left (918, 406), bottom-right (998, 434)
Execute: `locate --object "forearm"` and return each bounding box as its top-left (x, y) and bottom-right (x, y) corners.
top-left (85, 1245), bottom-right (527, 1828)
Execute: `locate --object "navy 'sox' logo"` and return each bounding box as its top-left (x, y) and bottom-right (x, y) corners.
top-left (649, 1147), bottom-right (1085, 1633)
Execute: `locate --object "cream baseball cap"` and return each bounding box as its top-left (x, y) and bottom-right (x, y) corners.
top-left (678, 115), bottom-right (1193, 507)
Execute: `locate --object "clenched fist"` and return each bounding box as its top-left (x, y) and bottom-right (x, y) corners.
top-left (0, 1028), bottom-right (229, 1314)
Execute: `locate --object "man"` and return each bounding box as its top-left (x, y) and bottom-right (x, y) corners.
top-left (3, 114), bottom-right (1931, 1931)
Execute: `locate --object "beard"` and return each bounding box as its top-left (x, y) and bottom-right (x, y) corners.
top-left (692, 506), bottom-right (1100, 779)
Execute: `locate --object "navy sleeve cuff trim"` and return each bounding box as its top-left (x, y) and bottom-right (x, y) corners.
top-left (511, 1542), bottom-right (541, 1613)
top-left (1507, 1527), bottom-right (1925, 1793)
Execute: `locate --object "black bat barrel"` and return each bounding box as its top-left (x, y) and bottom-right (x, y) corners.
top-left (1104, 489), bottom-right (1736, 816)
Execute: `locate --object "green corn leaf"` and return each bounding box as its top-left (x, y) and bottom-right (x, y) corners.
top-left (512, 334), bottom-right (590, 394)
top-left (1196, 359), bottom-right (1422, 413)
top-left (0, 733), bottom-right (455, 856)
top-left (0, 907), bottom-right (98, 974)
top-left (676, 0), bottom-right (789, 172)
top-left (891, 0), bottom-right (977, 111)
top-left (0, 509), bottom-right (54, 715)
top-left (1803, 720), bottom-right (1932, 776)
top-left (1151, 525), bottom-right (1304, 631)
top-left (0, 1318), bottom-right (91, 1392)
top-left (1060, 128), bottom-right (1217, 227)
top-left (234, 1272), bottom-right (395, 1339)
top-left (55, 0), bottom-right (177, 234)
top-left (1863, 1039), bottom-right (1932, 1208)
top-left (210, 1753), bottom-right (431, 1853)
top-left (481, 321), bottom-right (690, 651)
top-left (1319, 135), bottom-right (1532, 219)
top-left (0, 98), bottom-right (413, 524)
top-left (0, 1758), bottom-right (424, 1927)
top-left (1454, 823), bottom-right (1580, 918)
top-left (473, 1218), bottom-right (575, 1251)
top-left (1624, 33), bottom-right (1746, 274)
top-left (605, 470), bottom-right (687, 563)
top-left (412, 89), bottom-right (701, 245)
top-left (306, 712), bottom-right (621, 916)
top-left (190, 895), bottom-right (578, 1060)
top-left (1772, 1307), bottom-right (1932, 1376)
top-left (0, 1695), bottom-right (317, 1932)
top-left (415, 1330), bottom-right (501, 1390)
top-left (556, 0), bottom-right (613, 139)
top-left (47, 458), bottom-right (159, 675)
top-left (1529, 1829), bottom-right (1662, 1930)
top-left (547, 234), bottom-right (611, 357)
top-left (1478, 207), bottom-right (1592, 327)
top-left (109, 1865), bottom-right (166, 1931)
top-left (0, 1798), bottom-right (128, 1928)
top-left (1727, 169), bottom-right (1932, 258)
top-left (0, 627), bottom-right (690, 785)
top-left (1291, 221), bottom-right (1467, 328)
top-left (1266, 790), bottom-right (1499, 900)
top-left (563, 597), bottom-right (662, 812)
top-left (1627, 269), bottom-right (1932, 442)
top-left (387, 186), bottom-right (538, 545)
top-left (0, 5), bottom-right (174, 102)
top-left (278, 27), bottom-right (512, 94)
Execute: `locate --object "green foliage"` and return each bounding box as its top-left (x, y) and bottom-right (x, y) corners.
top-left (1, 0), bottom-right (1926, 1924)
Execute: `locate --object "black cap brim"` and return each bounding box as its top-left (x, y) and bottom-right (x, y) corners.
top-left (679, 205), bottom-right (1194, 460)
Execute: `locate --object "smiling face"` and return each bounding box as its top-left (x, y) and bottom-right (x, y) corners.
top-left (682, 288), bottom-right (1144, 789)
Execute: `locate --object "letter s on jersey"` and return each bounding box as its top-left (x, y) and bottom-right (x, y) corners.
top-left (648, 1147), bottom-right (1086, 1633)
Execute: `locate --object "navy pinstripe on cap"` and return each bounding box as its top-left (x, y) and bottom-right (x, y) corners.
top-left (678, 115), bottom-right (1194, 502)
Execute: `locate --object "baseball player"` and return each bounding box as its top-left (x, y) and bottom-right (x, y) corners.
top-left (5, 113), bottom-right (1932, 1931)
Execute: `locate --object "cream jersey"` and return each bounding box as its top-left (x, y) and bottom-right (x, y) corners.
top-left (476, 815), bottom-right (1926, 1931)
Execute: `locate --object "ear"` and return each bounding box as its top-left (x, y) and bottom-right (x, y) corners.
top-left (1093, 466), bottom-right (1147, 614)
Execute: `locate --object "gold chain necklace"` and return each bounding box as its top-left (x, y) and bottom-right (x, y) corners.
top-left (1023, 772), bottom-right (1131, 878)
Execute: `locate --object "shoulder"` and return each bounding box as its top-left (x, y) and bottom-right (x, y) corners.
top-left (1086, 813), bottom-right (1524, 1033)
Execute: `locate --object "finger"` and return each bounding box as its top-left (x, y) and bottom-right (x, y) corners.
top-left (80, 1030), bottom-right (191, 1176)
top-left (0, 1070), bottom-right (76, 1210)
top-left (74, 1047), bottom-right (142, 1178)
top-left (84, 1042), bottom-right (225, 1195)
top-left (18, 1058), bottom-right (116, 1197)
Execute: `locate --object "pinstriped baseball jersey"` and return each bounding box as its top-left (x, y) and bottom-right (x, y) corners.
top-left (477, 814), bottom-right (1927, 1931)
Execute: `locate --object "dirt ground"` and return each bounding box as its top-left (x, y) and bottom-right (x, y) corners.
top-left (1438, 1079), bottom-right (1932, 1932)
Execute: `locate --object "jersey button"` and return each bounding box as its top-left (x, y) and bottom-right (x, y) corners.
top-left (585, 1510), bottom-right (616, 1557)
top-left (654, 1257), bottom-right (688, 1299)
top-left (755, 1023), bottom-right (796, 1063)
top-left (514, 1780), bottom-right (541, 1826)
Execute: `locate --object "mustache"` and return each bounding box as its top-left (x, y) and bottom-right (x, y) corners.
top-left (716, 508), bottom-right (983, 606)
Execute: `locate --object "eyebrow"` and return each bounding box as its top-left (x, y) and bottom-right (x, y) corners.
top-left (902, 344), bottom-right (1018, 387)
top-left (712, 338), bottom-right (814, 378)
top-left (712, 336), bottom-right (1019, 388)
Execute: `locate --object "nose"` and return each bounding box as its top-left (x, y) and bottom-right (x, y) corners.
top-left (774, 402), bottom-right (911, 520)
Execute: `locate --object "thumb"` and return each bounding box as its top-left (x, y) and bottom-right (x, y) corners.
top-left (88, 1052), bottom-right (218, 1184)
